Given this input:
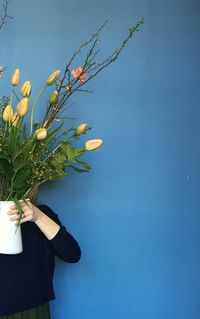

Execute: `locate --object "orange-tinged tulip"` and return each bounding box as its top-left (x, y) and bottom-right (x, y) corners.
top-left (75, 123), bottom-right (88, 135)
top-left (35, 128), bottom-right (48, 140)
top-left (21, 81), bottom-right (32, 97)
top-left (12, 112), bottom-right (20, 127)
top-left (11, 68), bottom-right (20, 86)
top-left (2, 104), bottom-right (14, 122)
top-left (16, 98), bottom-right (29, 117)
top-left (46, 70), bottom-right (60, 86)
top-left (85, 139), bottom-right (103, 151)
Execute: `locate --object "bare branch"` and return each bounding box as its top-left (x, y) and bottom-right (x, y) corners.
top-left (42, 18), bottom-right (144, 129)
top-left (0, 0), bottom-right (12, 31)
top-left (56, 20), bottom-right (107, 96)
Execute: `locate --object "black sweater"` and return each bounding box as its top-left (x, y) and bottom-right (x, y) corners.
top-left (0, 204), bottom-right (81, 316)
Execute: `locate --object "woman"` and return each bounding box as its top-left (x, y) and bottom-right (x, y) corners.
top-left (0, 198), bottom-right (81, 319)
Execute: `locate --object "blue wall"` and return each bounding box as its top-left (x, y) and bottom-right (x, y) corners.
top-left (1, 0), bottom-right (200, 318)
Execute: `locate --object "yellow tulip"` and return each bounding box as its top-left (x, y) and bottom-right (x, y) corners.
top-left (85, 139), bottom-right (103, 151)
top-left (49, 90), bottom-right (58, 105)
top-left (11, 68), bottom-right (20, 86)
top-left (16, 98), bottom-right (29, 117)
top-left (2, 104), bottom-right (14, 122)
top-left (12, 112), bottom-right (20, 128)
top-left (35, 128), bottom-right (48, 140)
top-left (46, 70), bottom-right (60, 86)
top-left (21, 81), bottom-right (32, 97)
top-left (75, 123), bottom-right (88, 136)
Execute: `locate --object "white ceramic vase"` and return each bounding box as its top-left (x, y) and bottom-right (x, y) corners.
top-left (0, 201), bottom-right (23, 254)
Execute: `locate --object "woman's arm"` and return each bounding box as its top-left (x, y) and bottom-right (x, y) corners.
top-left (8, 202), bottom-right (60, 239)
top-left (8, 202), bottom-right (81, 263)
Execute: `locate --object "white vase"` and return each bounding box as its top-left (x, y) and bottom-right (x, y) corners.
top-left (0, 201), bottom-right (23, 254)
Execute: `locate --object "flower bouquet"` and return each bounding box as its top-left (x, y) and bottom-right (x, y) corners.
top-left (0, 12), bottom-right (143, 253)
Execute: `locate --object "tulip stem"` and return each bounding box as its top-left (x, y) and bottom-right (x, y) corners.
top-left (30, 84), bottom-right (47, 136)
top-left (10, 86), bottom-right (14, 106)
top-left (23, 179), bottom-right (48, 200)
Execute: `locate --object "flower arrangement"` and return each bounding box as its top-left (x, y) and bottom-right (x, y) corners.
top-left (0, 1), bottom-right (143, 222)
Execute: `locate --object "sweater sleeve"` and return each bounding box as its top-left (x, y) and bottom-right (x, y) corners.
top-left (37, 204), bottom-right (81, 263)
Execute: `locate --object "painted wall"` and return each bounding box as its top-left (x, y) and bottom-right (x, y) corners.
top-left (1, 0), bottom-right (200, 318)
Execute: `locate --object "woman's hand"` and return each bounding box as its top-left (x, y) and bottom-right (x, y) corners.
top-left (7, 201), bottom-right (60, 239)
top-left (7, 201), bottom-right (40, 224)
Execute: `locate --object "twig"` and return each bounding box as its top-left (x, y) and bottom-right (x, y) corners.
top-left (42, 18), bottom-right (144, 129)
top-left (0, 0), bottom-right (12, 30)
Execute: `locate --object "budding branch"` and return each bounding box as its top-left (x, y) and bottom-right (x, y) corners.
top-left (43, 18), bottom-right (144, 129)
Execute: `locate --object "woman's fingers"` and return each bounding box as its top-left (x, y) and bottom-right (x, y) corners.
top-left (8, 201), bottom-right (34, 223)
top-left (8, 208), bottom-right (26, 221)
top-left (8, 209), bottom-right (18, 216)
top-left (8, 213), bottom-right (20, 221)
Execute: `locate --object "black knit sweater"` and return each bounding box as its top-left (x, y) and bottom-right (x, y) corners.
top-left (0, 204), bottom-right (81, 316)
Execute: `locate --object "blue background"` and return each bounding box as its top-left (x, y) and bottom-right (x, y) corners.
top-left (1, 0), bottom-right (200, 318)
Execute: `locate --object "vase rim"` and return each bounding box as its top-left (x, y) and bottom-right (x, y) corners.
top-left (0, 199), bottom-right (30, 203)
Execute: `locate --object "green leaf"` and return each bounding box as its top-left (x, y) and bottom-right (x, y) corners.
top-left (13, 197), bottom-right (23, 230)
top-left (12, 166), bottom-right (30, 190)
top-left (43, 122), bottom-right (64, 145)
top-left (74, 159), bottom-right (91, 170)
top-left (13, 138), bottom-right (35, 162)
top-left (60, 141), bottom-right (75, 161)
top-left (0, 158), bottom-right (14, 179)
top-left (67, 164), bottom-right (89, 173)
top-left (0, 154), bottom-right (11, 161)
top-left (22, 122), bottom-right (28, 141)
top-left (75, 149), bottom-right (86, 157)
top-left (50, 152), bottom-right (66, 169)
top-left (7, 125), bottom-right (21, 158)
top-left (13, 160), bottom-right (33, 174)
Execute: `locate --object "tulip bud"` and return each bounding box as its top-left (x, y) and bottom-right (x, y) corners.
top-left (85, 139), bottom-right (103, 151)
top-left (75, 123), bottom-right (88, 136)
top-left (12, 112), bottom-right (20, 128)
top-left (11, 68), bottom-right (20, 86)
top-left (21, 81), bottom-right (32, 97)
top-left (46, 70), bottom-right (60, 86)
top-left (2, 104), bottom-right (14, 122)
top-left (0, 65), bottom-right (3, 77)
top-left (49, 90), bottom-right (58, 105)
top-left (16, 98), bottom-right (29, 117)
top-left (35, 128), bottom-right (48, 140)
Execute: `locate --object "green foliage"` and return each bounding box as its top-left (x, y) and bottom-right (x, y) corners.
top-left (0, 18), bottom-right (144, 202)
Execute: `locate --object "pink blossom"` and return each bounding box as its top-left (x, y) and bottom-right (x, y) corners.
top-left (71, 66), bottom-right (87, 83)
